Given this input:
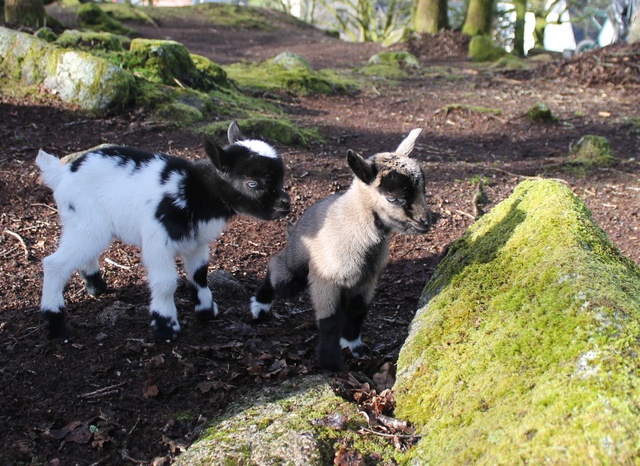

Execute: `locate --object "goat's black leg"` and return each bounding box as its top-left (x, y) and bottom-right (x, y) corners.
top-left (250, 269), bottom-right (275, 319)
top-left (341, 294), bottom-right (370, 358)
top-left (80, 270), bottom-right (108, 298)
top-left (317, 310), bottom-right (345, 372)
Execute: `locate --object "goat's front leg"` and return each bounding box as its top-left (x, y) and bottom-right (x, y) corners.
top-left (341, 294), bottom-right (370, 358)
top-left (182, 243), bottom-right (217, 320)
top-left (310, 278), bottom-right (344, 371)
top-left (143, 245), bottom-right (180, 341)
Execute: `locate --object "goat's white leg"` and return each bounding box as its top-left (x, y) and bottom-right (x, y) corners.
top-left (41, 228), bottom-right (110, 342)
top-left (143, 244), bottom-right (180, 341)
top-left (182, 244), bottom-right (217, 320)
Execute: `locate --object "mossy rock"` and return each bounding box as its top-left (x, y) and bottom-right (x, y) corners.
top-left (367, 51), bottom-right (420, 69)
top-left (394, 179), bottom-right (640, 464)
top-left (126, 39), bottom-right (223, 92)
top-left (272, 51), bottom-right (311, 70)
top-left (527, 102), bottom-right (556, 122)
top-left (491, 54), bottom-right (528, 69)
top-left (468, 35), bottom-right (508, 62)
top-left (155, 101), bottom-right (203, 125)
top-left (0, 26), bottom-right (134, 114)
top-left (175, 375), bottom-right (399, 465)
top-left (190, 53), bottom-right (231, 89)
top-left (197, 117), bottom-right (321, 147)
top-left (223, 55), bottom-right (359, 96)
top-left (77, 3), bottom-right (132, 35)
top-left (56, 30), bottom-right (130, 52)
top-left (569, 135), bottom-right (615, 167)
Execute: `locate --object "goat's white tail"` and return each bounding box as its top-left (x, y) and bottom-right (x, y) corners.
top-left (36, 149), bottom-right (64, 190)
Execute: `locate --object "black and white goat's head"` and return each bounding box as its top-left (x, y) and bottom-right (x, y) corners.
top-left (203, 122), bottom-right (290, 221)
top-left (346, 128), bottom-right (431, 235)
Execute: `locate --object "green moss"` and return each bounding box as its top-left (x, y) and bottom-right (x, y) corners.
top-left (442, 103), bottom-right (502, 115)
top-left (55, 30), bottom-right (130, 52)
top-left (97, 3), bottom-right (158, 27)
top-left (527, 102), bottom-right (557, 122)
top-left (223, 56), bottom-right (359, 96)
top-left (155, 101), bottom-right (203, 125)
top-left (569, 135), bottom-right (615, 167)
top-left (35, 27), bottom-right (58, 43)
top-left (395, 179), bottom-right (640, 464)
top-left (197, 117), bottom-right (322, 147)
top-left (491, 54), bottom-right (528, 69)
top-left (468, 35), bottom-right (508, 62)
top-left (368, 51), bottom-right (420, 68)
top-left (77, 3), bottom-right (133, 35)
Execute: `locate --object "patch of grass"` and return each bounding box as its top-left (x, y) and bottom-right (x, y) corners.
top-left (441, 103), bottom-right (503, 115)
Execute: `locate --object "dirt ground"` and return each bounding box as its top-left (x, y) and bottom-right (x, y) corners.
top-left (1, 8), bottom-right (639, 465)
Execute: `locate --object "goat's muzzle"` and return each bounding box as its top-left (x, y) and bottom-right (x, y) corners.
top-left (270, 192), bottom-right (291, 219)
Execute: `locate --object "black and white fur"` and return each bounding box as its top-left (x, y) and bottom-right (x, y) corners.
top-left (36, 121), bottom-right (290, 342)
top-left (250, 129), bottom-right (430, 371)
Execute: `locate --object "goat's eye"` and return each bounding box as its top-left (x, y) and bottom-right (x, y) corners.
top-left (387, 197), bottom-right (406, 206)
top-left (246, 180), bottom-right (260, 189)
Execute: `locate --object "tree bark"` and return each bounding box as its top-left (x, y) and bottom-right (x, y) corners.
top-left (4, 0), bottom-right (46, 27)
top-left (512, 0), bottom-right (527, 55)
top-left (461, 0), bottom-right (495, 36)
top-left (413, 0), bottom-right (449, 34)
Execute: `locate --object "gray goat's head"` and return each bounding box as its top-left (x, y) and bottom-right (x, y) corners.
top-left (347, 128), bottom-right (431, 234)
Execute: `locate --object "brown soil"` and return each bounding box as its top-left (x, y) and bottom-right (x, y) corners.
top-left (1, 9), bottom-right (639, 465)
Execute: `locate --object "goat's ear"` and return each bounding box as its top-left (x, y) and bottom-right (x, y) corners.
top-left (227, 120), bottom-right (244, 144)
top-left (204, 137), bottom-right (226, 170)
top-left (347, 149), bottom-right (376, 184)
top-left (395, 128), bottom-right (422, 157)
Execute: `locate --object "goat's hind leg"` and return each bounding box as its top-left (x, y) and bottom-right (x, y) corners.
top-left (143, 244), bottom-right (180, 341)
top-left (182, 244), bottom-right (217, 320)
top-left (41, 229), bottom-right (110, 342)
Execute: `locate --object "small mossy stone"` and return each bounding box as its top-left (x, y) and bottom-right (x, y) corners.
top-left (155, 101), bottom-right (203, 125)
top-left (35, 27), bottom-right (58, 43)
top-left (197, 118), bottom-right (321, 147)
top-left (569, 135), bottom-right (615, 167)
top-left (272, 51), bottom-right (311, 70)
top-left (468, 35), bottom-right (507, 62)
top-left (77, 3), bottom-right (132, 35)
top-left (527, 102), bottom-right (556, 122)
top-left (394, 179), bottom-right (640, 464)
top-left (368, 50), bottom-right (420, 68)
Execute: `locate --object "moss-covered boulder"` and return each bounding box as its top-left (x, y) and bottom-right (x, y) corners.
top-left (569, 135), bottom-right (615, 167)
top-left (0, 27), bottom-right (133, 114)
top-left (394, 179), bottom-right (640, 464)
top-left (175, 375), bottom-right (398, 465)
top-left (55, 29), bottom-right (130, 52)
top-left (367, 51), bottom-right (420, 69)
top-left (468, 35), bottom-right (508, 62)
top-left (77, 3), bottom-right (132, 35)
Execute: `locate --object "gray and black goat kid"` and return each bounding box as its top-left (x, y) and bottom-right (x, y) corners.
top-left (36, 121), bottom-right (290, 343)
top-left (250, 128), bottom-right (431, 371)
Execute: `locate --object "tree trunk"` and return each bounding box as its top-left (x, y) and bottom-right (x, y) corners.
top-left (4, 0), bottom-right (46, 27)
top-left (512, 0), bottom-right (527, 55)
top-left (461, 0), bottom-right (495, 36)
top-left (413, 0), bottom-right (449, 34)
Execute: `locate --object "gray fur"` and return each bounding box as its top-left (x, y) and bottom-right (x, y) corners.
top-left (250, 129), bottom-right (431, 371)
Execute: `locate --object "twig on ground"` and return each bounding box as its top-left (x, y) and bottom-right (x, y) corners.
top-left (3, 229), bottom-right (29, 260)
top-left (358, 427), bottom-right (423, 439)
top-left (105, 258), bottom-right (132, 270)
top-left (79, 382), bottom-right (127, 399)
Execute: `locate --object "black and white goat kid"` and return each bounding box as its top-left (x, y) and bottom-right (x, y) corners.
top-left (37, 121), bottom-right (290, 342)
top-left (250, 128), bottom-right (430, 371)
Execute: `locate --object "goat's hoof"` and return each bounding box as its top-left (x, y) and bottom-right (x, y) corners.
top-left (349, 343), bottom-right (370, 359)
top-left (151, 313), bottom-right (179, 341)
top-left (250, 297), bottom-right (272, 320)
top-left (42, 310), bottom-right (71, 343)
top-left (81, 271), bottom-right (108, 298)
top-left (195, 309), bottom-right (215, 321)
